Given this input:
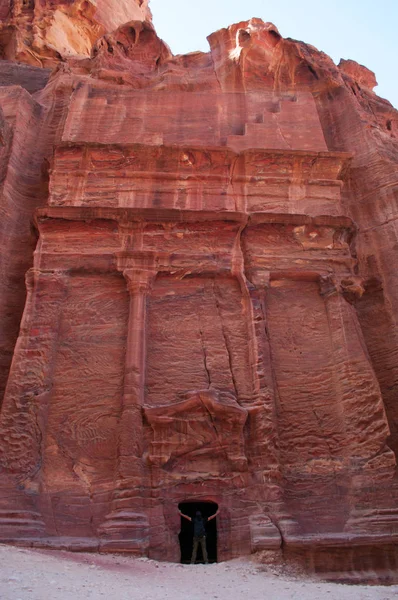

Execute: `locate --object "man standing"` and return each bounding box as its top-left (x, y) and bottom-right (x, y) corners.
top-left (179, 508), bottom-right (219, 564)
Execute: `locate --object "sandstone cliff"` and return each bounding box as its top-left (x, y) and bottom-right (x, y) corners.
top-left (0, 3), bottom-right (398, 584)
top-left (0, 0), bottom-right (151, 66)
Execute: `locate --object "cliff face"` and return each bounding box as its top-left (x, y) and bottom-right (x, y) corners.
top-left (0, 5), bottom-right (398, 583)
top-left (0, 0), bottom-right (151, 66)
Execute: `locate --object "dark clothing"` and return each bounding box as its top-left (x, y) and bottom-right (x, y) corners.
top-left (193, 515), bottom-right (207, 538)
top-left (191, 535), bottom-right (208, 564)
top-left (191, 516), bottom-right (208, 563)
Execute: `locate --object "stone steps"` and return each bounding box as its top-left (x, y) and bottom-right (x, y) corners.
top-left (0, 510), bottom-right (46, 538)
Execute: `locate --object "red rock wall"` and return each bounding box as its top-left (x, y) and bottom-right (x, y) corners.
top-left (60, 88), bottom-right (326, 151)
top-left (0, 87), bottom-right (47, 403)
top-left (315, 79), bottom-right (398, 460)
top-left (42, 272), bottom-right (128, 500)
top-left (0, 0), bottom-right (151, 66)
top-left (0, 9), bottom-right (397, 582)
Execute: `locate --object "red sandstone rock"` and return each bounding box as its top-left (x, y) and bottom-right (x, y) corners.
top-left (0, 0), bottom-right (151, 66)
top-left (338, 58), bottom-right (378, 90)
top-left (0, 7), bottom-right (398, 584)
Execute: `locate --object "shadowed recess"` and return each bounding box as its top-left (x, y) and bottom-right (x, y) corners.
top-left (178, 501), bottom-right (218, 564)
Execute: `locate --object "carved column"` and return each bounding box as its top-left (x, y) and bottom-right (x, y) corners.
top-left (319, 275), bottom-right (395, 473)
top-left (242, 273), bottom-right (279, 464)
top-left (240, 270), bottom-right (282, 533)
top-left (118, 268), bottom-right (154, 481)
top-left (99, 266), bottom-right (155, 551)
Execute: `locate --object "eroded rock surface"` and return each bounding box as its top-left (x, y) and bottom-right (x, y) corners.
top-left (0, 0), bottom-right (151, 66)
top-left (0, 6), bottom-right (398, 584)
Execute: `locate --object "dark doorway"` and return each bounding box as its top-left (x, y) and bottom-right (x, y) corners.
top-left (178, 501), bottom-right (218, 564)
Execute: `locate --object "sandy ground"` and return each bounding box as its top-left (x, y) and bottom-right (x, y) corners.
top-left (1, 544), bottom-right (398, 600)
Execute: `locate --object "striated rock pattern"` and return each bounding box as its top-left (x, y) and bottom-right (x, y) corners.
top-left (0, 0), bottom-right (151, 66)
top-left (0, 6), bottom-right (398, 583)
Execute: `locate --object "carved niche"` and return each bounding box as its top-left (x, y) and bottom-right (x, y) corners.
top-left (143, 389), bottom-right (248, 472)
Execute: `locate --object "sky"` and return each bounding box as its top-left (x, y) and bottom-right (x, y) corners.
top-left (150, 0), bottom-right (398, 109)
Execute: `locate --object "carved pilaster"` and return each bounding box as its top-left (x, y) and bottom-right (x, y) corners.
top-left (240, 271), bottom-right (280, 485)
top-left (0, 269), bottom-right (69, 486)
top-left (118, 268), bottom-right (155, 469)
top-left (318, 273), bottom-right (395, 473)
top-left (99, 265), bottom-right (156, 551)
top-left (319, 274), bottom-right (365, 304)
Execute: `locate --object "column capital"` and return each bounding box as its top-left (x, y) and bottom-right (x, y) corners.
top-left (25, 268), bottom-right (69, 291)
top-left (123, 268), bottom-right (156, 295)
top-left (319, 274), bottom-right (365, 304)
top-left (245, 270), bottom-right (271, 290)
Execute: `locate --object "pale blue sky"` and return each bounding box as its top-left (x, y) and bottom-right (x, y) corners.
top-left (150, 0), bottom-right (397, 109)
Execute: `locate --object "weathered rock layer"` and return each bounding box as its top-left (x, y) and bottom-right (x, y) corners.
top-left (0, 6), bottom-right (398, 584)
